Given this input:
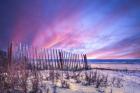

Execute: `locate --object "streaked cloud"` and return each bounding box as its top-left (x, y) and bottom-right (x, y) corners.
top-left (0, 0), bottom-right (140, 59)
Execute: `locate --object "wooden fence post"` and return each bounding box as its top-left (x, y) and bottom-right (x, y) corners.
top-left (84, 54), bottom-right (88, 70)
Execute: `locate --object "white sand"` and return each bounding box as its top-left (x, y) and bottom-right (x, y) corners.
top-left (14, 63), bottom-right (140, 93)
top-left (90, 63), bottom-right (140, 71)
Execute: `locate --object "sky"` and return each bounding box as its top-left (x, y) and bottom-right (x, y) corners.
top-left (0, 0), bottom-right (140, 59)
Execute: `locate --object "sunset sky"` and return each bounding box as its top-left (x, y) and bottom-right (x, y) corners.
top-left (0, 0), bottom-right (140, 59)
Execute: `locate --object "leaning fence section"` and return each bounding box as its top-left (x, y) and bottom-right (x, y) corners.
top-left (7, 43), bottom-right (89, 71)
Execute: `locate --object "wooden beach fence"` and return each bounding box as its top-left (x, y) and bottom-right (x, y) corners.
top-left (7, 42), bottom-right (89, 71)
